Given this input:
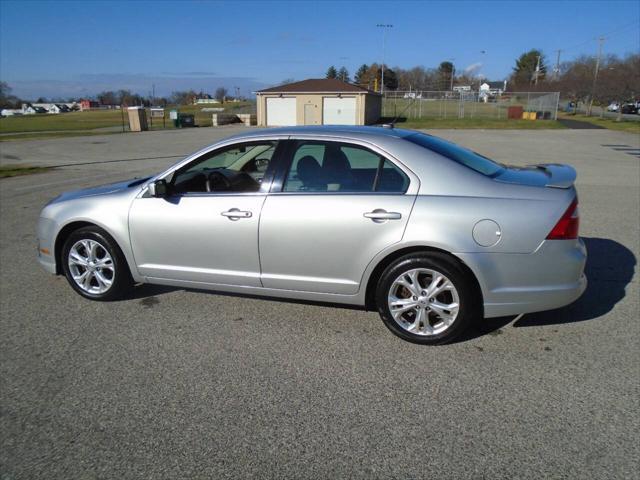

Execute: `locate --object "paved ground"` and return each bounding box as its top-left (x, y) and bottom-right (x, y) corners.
top-left (557, 118), bottom-right (605, 129)
top-left (1, 127), bottom-right (638, 479)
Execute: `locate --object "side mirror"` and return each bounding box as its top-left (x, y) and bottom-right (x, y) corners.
top-left (148, 179), bottom-right (168, 197)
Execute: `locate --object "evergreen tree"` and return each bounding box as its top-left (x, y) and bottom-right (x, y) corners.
top-left (437, 61), bottom-right (454, 89)
top-left (354, 64), bottom-right (369, 84)
top-left (337, 66), bottom-right (350, 82)
top-left (513, 49), bottom-right (546, 86)
top-left (326, 66), bottom-right (338, 79)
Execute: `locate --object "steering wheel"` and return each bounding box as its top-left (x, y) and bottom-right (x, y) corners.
top-left (206, 171), bottom-right (232, 192)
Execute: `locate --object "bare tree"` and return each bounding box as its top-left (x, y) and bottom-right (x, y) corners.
top-left (169, 90), bottom-right (197, 105)
top-left (0, 81), bottom-right (21, 108)
top-left (214, 87), bottom-right (228, 103)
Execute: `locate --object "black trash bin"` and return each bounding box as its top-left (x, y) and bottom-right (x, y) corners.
top-left (178, 114), bottom-right (195, 128)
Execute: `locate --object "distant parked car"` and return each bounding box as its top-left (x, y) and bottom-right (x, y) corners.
top-left (37, 127), bottom-right (587, 345)
top-left (607, 102), bottom-right (619, 112)
top-left (620, 104), bottom-right (638, 115)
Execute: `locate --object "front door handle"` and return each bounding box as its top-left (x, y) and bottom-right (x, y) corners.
top-left (364, 209), bottom-right (402, 222)
top-left (221, 208), bottom-right (252, 220)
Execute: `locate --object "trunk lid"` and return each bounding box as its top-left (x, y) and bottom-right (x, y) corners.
top-left (493, 163), bottom-right (576, 189)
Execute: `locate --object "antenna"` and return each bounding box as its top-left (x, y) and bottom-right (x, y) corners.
top-left (389, 96), bottom-right (418, 127)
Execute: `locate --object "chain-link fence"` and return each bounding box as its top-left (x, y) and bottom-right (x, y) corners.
top-left (382, 91), bottom-right (560, 120)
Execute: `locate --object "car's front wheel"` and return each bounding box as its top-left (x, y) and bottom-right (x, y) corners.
top-left (61, 226), bottom-right (132, 301)
top-left (376, 253), bottom-right (478, 345)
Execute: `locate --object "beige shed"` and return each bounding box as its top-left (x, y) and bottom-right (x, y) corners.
top-left (256, 78), bottom-right (382, 127)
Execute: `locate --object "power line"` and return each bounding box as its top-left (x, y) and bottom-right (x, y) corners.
top-left (560, 20), bottom-right (639, 54)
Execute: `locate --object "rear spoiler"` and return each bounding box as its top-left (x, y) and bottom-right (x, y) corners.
top-left (531, 163), bottom-right (577, 189)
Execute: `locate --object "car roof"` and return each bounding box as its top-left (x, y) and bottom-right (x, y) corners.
top-left (221, 125), bottom-right (418, 141)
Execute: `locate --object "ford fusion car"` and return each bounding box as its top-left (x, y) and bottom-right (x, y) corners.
top-left (37, 126), bottom-right (586, 344)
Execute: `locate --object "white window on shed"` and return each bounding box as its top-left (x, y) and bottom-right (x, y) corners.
top-left (323, 97), bottom-right (357, 125)
top-left (266, 97), bottom-right (296, 126)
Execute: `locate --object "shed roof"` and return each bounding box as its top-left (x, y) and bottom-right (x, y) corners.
top-left (257, 78), bottom-right (379, 95)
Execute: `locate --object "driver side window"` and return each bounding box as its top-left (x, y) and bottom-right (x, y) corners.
top-left (171, 141), bottom-right (277, 194)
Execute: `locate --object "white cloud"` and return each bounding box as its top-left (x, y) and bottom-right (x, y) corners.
top-left (464, 62), bottom-right (483, 76)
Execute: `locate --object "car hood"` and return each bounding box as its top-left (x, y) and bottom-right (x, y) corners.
top-left (48, 177), bottom-right (150, 204)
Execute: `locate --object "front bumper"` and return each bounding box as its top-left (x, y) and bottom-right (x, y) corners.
top-left (458, 238), bottom-right (588, 318)
top-left (36, 216), bottom-right (58, 274)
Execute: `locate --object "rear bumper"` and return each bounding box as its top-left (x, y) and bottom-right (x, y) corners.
top-left (458, 238), bottom-right (588, 318)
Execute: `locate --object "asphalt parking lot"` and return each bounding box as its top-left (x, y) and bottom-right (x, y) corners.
top-left (1, 126), bottom-right (638, 478)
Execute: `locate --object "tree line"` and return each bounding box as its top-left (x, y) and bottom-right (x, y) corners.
top-left (0, 83), bottom-right (233, 109)
top-left (2, 49), bottom-right (637, 110)
top-left (320, 50), bottom-right (639, 106)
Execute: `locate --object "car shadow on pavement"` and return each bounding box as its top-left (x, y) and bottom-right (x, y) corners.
top-left (514, 237), bottom-right (636, 328)
top-left (125, 283), bottom-right (180, 300)
top-left (123, 237), bottom-right (635, 341)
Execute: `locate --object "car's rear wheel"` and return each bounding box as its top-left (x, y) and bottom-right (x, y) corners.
top-left (376, 253), bottom-right (477, 345)
top-left (61, 226), bottom-right (132, 301)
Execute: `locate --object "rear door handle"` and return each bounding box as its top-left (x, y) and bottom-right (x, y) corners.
top-left (221, 208), bottom-right (252, 220)
top-left (364, 210), bottom-right (402, 222)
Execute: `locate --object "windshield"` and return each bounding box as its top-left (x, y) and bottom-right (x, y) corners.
top-left (406, 133), bottom-right (504, 177)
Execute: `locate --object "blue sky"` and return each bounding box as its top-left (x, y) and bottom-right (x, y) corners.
top-left (1, 0), bottom-right (638, 99)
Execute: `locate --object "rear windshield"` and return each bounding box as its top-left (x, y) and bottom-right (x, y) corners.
top-left (406, 133), bottom-right (504, 177)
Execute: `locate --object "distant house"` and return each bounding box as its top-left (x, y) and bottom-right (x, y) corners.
top-left (80, 99), bottom-right (100, 111)
top-left (1, 109), bottom-right (22, 117)
top-left (193, 97), bottom-right (220, 105)
top-left (480, 81), bottom-right (507, 96)
top-left (47, 104), bottom-right (62, 114)
top-left (22, 103), bottom-right (47, 114)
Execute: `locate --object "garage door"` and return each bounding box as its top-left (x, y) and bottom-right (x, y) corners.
top-left (266, 97), bottom-right (296, 126)
top-left (323, 97), bottom-right (357, 125)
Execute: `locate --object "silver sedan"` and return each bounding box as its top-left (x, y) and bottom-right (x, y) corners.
top-left (37, 126), bottom-right (586, 344)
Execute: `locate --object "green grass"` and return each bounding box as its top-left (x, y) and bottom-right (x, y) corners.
top-left (0, 164), bottom-right (51, 178)
top-left (398, 118), bottom-right (566, 129)
top-left (383, 99), bottom-right (508, 119)
top-left (0, 110), bottom-right (125, 133)
top-left (558, 113), bottom-right (640, 134)
top-left (0, 101), bottom-right (256, 136)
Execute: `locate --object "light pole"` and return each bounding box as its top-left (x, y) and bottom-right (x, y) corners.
top-left (376, 24), bottom-right (393, 94)
top-left (588, 36), bottom-right (605, 116)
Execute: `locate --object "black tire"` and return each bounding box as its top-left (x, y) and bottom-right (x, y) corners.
top-left (61, 226), bottom-right (133, 301)
top-left (375, 252), bottom-right (478, 345)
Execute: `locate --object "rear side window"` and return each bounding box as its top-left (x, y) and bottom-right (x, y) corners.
top-left (406, 133), bottom-right (504, 177)
top-left (282, 141), bottom-right (409, 193)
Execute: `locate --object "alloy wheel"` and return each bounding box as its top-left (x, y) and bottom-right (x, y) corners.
top-left (67, 239), bottom-right (115, 295)
top-left (387, 268), bottom-right (460, 336)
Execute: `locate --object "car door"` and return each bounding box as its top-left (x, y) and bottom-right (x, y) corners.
top-left (259, 139), bottom-right (418, 295)
top-left (129, 139), bottom-right (282, 286)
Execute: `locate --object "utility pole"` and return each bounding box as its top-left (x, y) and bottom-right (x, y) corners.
top-left (448, 58), bottom-right (456, 91)
top-left (376, 24), bottom-right (393, 94)
top-left (554, 50), bottom-right (562, 80)
top-left (450, 65), bottom-right (455, 91)
top-left (152, 83), bottom-right (155, 106)
top-left (588, 36), bottom-right (605, 116)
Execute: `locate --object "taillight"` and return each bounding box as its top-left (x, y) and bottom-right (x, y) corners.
top-left (546, 198), bottom-right (579, 240)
